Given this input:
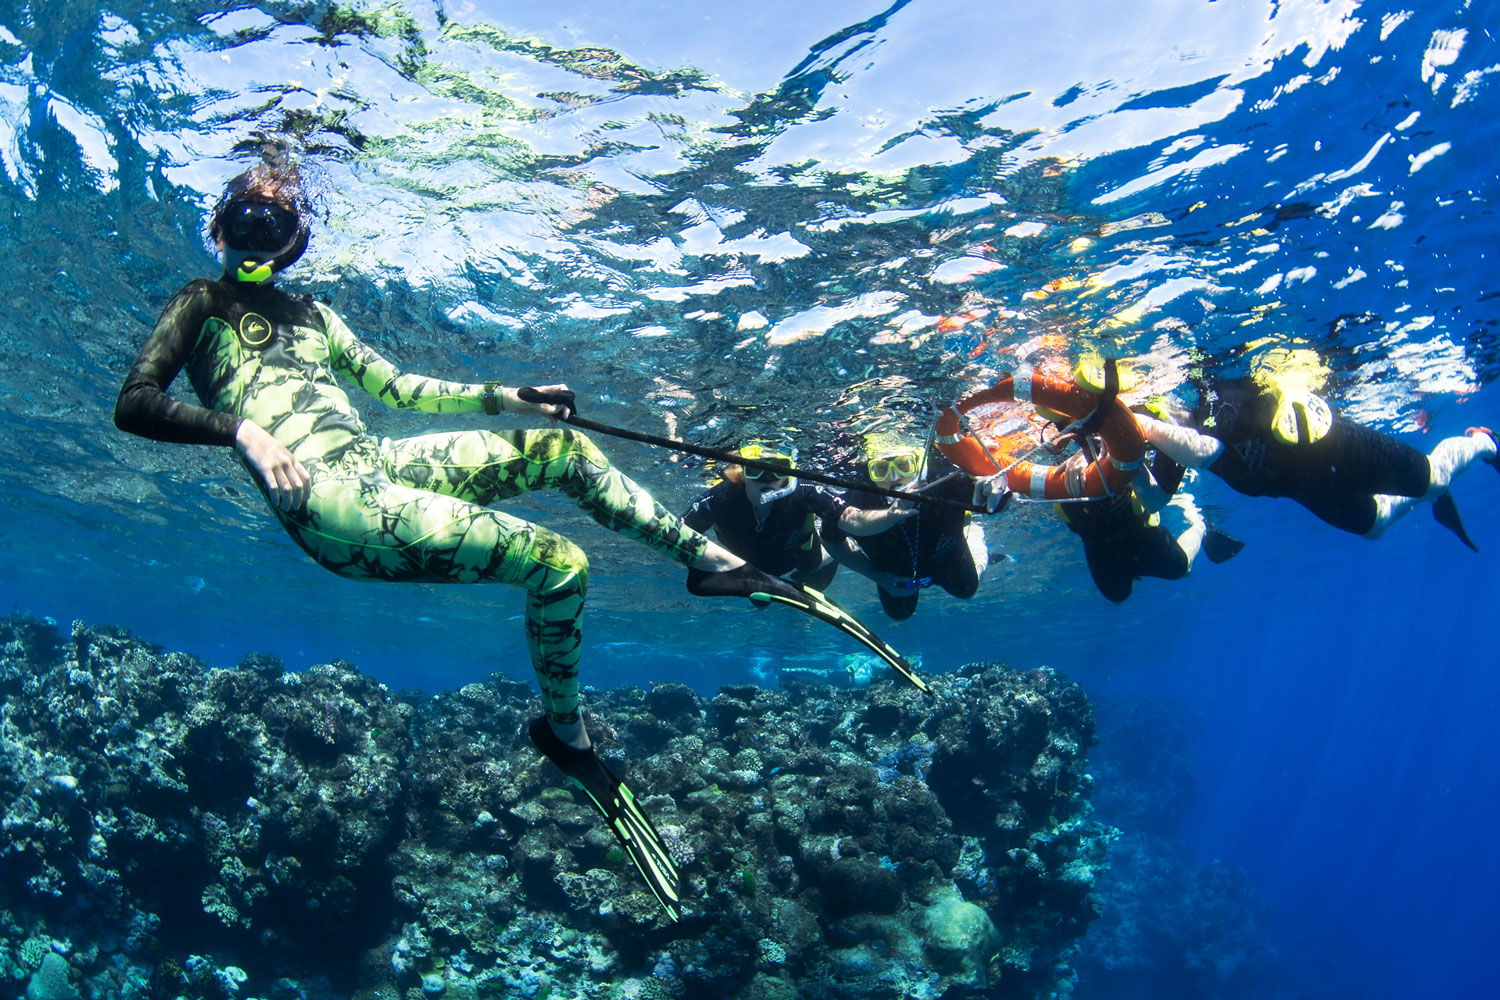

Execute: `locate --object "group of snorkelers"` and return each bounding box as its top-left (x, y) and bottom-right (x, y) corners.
top-left (113, 153), bottom-right (1500, 923)
top-left (688, 352), bottom-right (1498, 609)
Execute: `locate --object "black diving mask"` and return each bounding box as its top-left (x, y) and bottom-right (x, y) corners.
top-left (222, 201), bottom-right (300, 253)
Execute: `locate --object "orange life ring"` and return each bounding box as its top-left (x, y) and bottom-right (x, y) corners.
top-left (934, 366), bottom-right (1146, 499)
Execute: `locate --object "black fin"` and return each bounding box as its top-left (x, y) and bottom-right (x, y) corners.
top-left (1201, 526), bottom-right (1246, 564)
top-left (687, 566), bottom-right (930, 694)
top-left (1432, 493), bottom-right (1479, 552)
top-left (527, 717), bottom-right (683, 921)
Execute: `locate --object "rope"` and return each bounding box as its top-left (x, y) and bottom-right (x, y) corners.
top-left (533, 403), bottom-right (991, 513)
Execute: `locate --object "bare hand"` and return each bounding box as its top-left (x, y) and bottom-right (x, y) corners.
top-left (235, 420), bottom-right (310, 511)
top-left (1062, 451), bottom-right (1088, 497)
top-left (881, 500), bottom-right (920, 524)
top-left (972, 475), bottom-right (1010, 514)
top-left (507, 384), bottom-right (575, 420)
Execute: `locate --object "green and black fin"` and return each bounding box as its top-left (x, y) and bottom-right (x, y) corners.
top-left (527, 717), bottom-right (683, 921)
top-left (1432, 492), bottom-right (1479, 552)
top-left (1201, 526), bottom-right (1246, 564)
top-left (687, 566), bottom-right (931, 695)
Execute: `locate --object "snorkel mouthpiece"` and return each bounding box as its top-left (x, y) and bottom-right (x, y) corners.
top-left (234, 258), bottom-right (275, 283)
top-left (757, 477), bottom-right (799, 502)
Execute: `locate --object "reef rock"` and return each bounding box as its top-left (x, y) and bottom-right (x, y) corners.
top-left (0, 614), bottom-right (1112, 1000)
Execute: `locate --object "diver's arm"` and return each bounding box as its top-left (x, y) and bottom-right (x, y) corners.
top-left (320, 303), bottom-right (567, 418)
top-left (837, 504), bottom-right (918, 536)
top-left (1135, 414), bottom-right (1224, 468)
top-left (114, 282), bottom-right (242, 445)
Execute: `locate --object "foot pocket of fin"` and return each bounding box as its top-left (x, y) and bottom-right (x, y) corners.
top-left (527, 717), bottom-right (684, 921)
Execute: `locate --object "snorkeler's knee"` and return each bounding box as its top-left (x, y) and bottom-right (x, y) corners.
top-left (561, 428), bottom-right (609, 471)
top-left (530, 532), bottom-right (590, 594)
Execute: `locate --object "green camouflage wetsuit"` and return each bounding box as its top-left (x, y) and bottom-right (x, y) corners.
top-left (116, 276), bottom-right (708, 725)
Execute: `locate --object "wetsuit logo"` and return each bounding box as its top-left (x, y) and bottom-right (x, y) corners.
top-left (1235, 438), bottom-right (1266, 468)
top-left (238, 312), bottom-right (274, 348)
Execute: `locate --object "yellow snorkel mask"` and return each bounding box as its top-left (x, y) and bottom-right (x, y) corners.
top-left (861, 432), bottom-right (927, 483)
top-left (737, 439), bottom-right (799, 501)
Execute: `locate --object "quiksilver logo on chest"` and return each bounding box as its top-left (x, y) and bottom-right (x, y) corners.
top-left (238, 312), bottom-right (273, 348)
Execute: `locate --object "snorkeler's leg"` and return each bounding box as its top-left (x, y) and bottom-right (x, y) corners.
top-left (1366, 432), bottom-right (1496, 542)
top-left (1164, 491), bottom-right (1206, 568)
top-left (383, 430), bottom-right (926, 688)
top-left (385, 428), bottom-right (724, 568)
top-left (281, 466), bottom-right (595, 743)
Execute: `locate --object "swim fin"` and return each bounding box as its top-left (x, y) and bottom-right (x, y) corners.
top-left (527, 716), bottom-right (683, 922)
top-left (1432, 492), bottom-right (1479, 552)
top-left (1201, 526), bottom-right (1246, 564)
top-left (687, 565), bottom-right (932, 695)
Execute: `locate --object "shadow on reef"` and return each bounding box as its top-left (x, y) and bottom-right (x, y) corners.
top-left (0, 614), bottom-right (1113, 1000)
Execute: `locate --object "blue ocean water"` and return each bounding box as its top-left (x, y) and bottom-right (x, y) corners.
top-left (2, 0), bottom-right (1498, 996)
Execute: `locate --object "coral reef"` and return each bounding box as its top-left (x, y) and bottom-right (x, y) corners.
top-left (0, 614), bottom-right (1112, 999)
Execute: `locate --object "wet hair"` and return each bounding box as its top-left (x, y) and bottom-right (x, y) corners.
top-left (208, 146), bottom-right (312, 244)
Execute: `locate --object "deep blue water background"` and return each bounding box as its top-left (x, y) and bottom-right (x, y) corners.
top-left (3, 1), bottom-right (1498, 996)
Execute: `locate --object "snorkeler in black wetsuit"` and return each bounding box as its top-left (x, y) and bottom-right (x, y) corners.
top-left (824, 436), bottom-right (993, 620)
top-left (684, 479), bottom-right (843, 588)
top-left (1053, 445), bottom-right (1241, 603)
top-left (1137, 376), bottom-right (1498, 545)
top-left (684, 439), bottom-right (926, 589)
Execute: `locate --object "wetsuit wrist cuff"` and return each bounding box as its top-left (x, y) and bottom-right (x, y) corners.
top-left (482, 381), bottom-right (502, 415)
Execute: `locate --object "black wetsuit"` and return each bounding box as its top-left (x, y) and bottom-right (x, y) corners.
top-left (1058, 494), bottom-right (1188, 603)
top-left (1198, 379), bottom-right (1429, 535)
top-left (824, 470), bottom-right (981, 620)
top-left (682, 480), bottom-right (847, 581)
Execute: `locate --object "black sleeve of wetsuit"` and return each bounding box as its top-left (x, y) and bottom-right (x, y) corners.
top-left (682, 490), bottom-right (717, 532)
top-left (1150, 450), bottom-right (1187, 497)
top-left (802, 483), bottom-right (851, 524)
top-left (114, 281), bottom-right (241, 446)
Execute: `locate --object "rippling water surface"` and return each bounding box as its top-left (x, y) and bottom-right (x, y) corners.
top-left (3, 1), bottom-right (1499, 996)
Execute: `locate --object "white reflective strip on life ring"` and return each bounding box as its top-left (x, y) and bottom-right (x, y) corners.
top-left (935, 432), bottom-right (963, 445)
top-left (1013, 364), bottom-right (1034, 403)
top-left (1107, 453), bottom-right (1144, 472)
top-left (1029, 464), bottom-right (1049, 496)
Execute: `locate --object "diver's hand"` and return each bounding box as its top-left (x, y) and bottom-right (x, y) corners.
top-left (235, 420), bottom-right (310, 511)
top-left (883, 496), bottom-right (921, 520)
top-left (1061, 451), bottom-right (1088, 497)
top-left (512, 384), bottom-right (576, 420)
top-left (972, 475), bottom-right (1011, 514)
top-left (875, 570), bottom-right (919, 593)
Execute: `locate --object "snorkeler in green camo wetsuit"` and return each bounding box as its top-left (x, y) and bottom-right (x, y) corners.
top-left (115, 153), bottom-right (888, 920)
